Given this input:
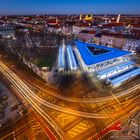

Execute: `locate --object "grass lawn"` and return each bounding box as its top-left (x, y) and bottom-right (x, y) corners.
top-left (35, 48), bottom-right (58, 68)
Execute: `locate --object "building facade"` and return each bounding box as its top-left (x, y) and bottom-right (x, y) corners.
top-left (74, 41), bottom-right (140, 87)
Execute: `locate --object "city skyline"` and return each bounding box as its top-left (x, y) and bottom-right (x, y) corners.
top-left (0, 3), bottom-right (140, 140)
top-left (0, 0), bottom-right (140, 15)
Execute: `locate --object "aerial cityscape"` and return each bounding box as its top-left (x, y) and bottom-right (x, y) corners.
top-left (0, 0), bottom-right (140, 140)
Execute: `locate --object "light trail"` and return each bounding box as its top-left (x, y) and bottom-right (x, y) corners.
top-left (0, 60), bottom-right (140, 140)
top-left (22, 73), bottom-right (140, 104)
top-left (0, 62), bottom-right (120, 119)
top-left (0, 64), bottom-right (112, 119)
top-left (0, 62), bottom-right (67, 140)
top-left (6, 59), bottom-right (140, 104)
top-left (0, 61), bottom-right (139, 120)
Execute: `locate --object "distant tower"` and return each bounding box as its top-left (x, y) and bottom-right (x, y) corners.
top-left (90, 14), bottom-right (93, 20)
top-left (116, 14), bottom-right (121, 23)
top-left (80, 14), bottom-right (83, 20)
top-left (56, 17), bottom-right (58, 24)
top-left (104, 14), bottom-right (108, 23)
top-left (84, 14), bottom-right (93, 21)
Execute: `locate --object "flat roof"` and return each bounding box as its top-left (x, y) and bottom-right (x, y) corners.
top-left (75, 41), bottom-right (132, 65)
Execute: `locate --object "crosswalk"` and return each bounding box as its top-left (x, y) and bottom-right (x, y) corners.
top-left (56, 113), bottom-right (76, 127)
top-left (67, 121), bottom-right (89, 138)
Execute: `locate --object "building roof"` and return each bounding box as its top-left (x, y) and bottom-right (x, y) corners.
top-left (101, 31), bottom-right (140, 40)
top-left (74, 22), bottom-right (90, 27)
top-left (131, 24), bottom-right (140, 28)
top-left (107, 66), bottom-right (140, 86)
top-left (47, 19), bottom-right (61, 26)
top-left (101, 22), bottom-right (124, 27)
top-left (75, 41), bottom-right (131, 66)
top-left (0, 21), bottom-right (4, 25)
top-left (79, 30), bottom-right (96, 34)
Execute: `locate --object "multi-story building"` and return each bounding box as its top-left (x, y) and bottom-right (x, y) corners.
top-left (123, 38), bottom-right (140, 52)
top-left (72, 23), bottom-right (91, 35)
top-left (75, 41), bottom-right (132, 73)
top-left (100, 32), bottom-right (126, 48)
top-left (78, 30), bottom-right (96, 42)
top-left (74, 41), bottom-right (140, 87)
top-left (100, 22), bottom-right (125, 32)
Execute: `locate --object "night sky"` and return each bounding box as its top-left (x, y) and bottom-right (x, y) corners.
top-left (0, 0), bottom-right (140, 15)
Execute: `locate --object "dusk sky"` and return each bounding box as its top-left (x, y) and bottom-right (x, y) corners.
top-left (0, 0), bottom-right (140, 15)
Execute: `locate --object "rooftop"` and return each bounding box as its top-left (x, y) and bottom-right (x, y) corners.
top-left (101, 22), bottom-right (124, 27)
top-left (75, 41), bottom-right (131, 65)
top-left (101, 31), bottom-right (140, 40)
top-left (79, 30), bottom-right (96, 34)
top-left (74, 22), bottom-right (90, 27)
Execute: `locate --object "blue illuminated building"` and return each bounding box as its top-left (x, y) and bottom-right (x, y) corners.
top-left (67, 45), bottom-right (78, 70)
top-left (57, 40), bottom-right (140, 87)
top-left (106, 67), bottom-right (140, 87)
top-left (58, 46), bottom-right (65, 71)
top-left (75, 41), bottom-right (131, 66)
top-left (75, 41), bottom-right (140, 87)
